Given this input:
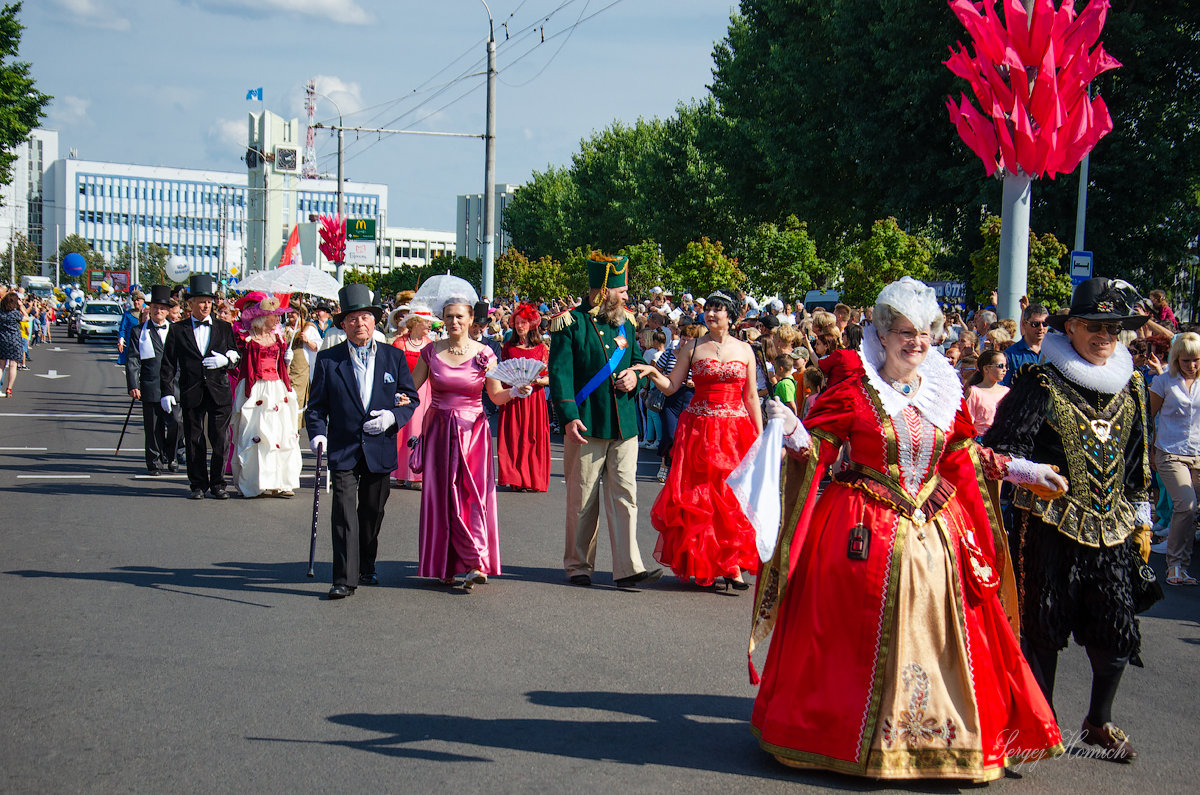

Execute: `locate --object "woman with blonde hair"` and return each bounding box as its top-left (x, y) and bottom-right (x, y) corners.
top-left (1148, 331), bottom-right (1200, 585)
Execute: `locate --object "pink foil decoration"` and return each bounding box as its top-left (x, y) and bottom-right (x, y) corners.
top-left (944, 0), bottom-right (1120, 179)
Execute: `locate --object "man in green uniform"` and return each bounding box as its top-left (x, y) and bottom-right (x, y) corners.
top-left (548, 253), bottom-right (663, 588)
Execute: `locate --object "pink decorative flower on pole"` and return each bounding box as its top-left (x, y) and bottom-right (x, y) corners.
top-left (943, 0), bottom-right (1120, 321)
top-left (318, 214), bottom-right (346, 265)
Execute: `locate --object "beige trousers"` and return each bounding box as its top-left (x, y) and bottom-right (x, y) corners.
top-left (1154, 447), bottom-right (1200, 570)
top-left (563, 434), bottom-right (647, 580)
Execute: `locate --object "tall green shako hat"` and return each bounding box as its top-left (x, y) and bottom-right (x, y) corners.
top-left (587, 252), bottom-right (629, 304)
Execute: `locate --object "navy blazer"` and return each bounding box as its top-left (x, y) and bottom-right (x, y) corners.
top-left (305, 341), bottom-right (419, 472)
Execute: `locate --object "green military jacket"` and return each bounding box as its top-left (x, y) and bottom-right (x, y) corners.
top-left (548, 306), bottom-right (644, 440)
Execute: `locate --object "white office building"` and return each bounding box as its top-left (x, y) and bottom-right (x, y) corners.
top-left (456, 184), bottom-right (516, 262)
top-left (1, 128), bottom-right (58, 266)
top-left (380, 227), bottom-right (456, 269)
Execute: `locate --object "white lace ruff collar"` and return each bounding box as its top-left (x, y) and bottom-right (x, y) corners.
top-left (1040, 331), bottom-right (1134, 393)
top-left (859, 329), bottom-right (962, 432)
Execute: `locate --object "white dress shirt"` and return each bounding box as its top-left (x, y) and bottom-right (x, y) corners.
top-left (1150, 371), bottom-right (1200, 455)
top-left (192, 316), bottom-right (212, 354)
top-left (348, 340), bottom-right (376, 411)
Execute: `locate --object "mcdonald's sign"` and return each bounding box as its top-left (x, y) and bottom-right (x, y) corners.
top-left (346, 218), bottom-right (376, 240)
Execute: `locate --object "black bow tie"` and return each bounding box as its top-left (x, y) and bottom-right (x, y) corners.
top-left (154, 324), bottom-right (168, 331)
top-left (194, 319), bottom-right (211, 327)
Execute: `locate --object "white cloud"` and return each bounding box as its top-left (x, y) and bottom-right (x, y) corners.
top-left (183, 0), bottom-right (372, 25)
top-left (208, 118), bottom-right (247, 153)
top-left (49, 0), bottom-right (131, 31)
top-left (48, 96), bottom-right (93, 127)
top-left (288, 75), bottom-right (365, 121)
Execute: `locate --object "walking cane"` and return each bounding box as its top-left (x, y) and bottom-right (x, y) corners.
top-left (307, 443), bottom-right (323, 577)
top-left (114, 397), bottom-right (136, 456)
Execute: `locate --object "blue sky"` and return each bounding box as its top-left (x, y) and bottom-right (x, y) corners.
top-left (22, 0), bottom-right (736, 232)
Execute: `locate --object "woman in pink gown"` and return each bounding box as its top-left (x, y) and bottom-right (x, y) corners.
top-left (391, 307), bottom-right (436, 487)
top-left (407, 293), bottom-right (533, 590)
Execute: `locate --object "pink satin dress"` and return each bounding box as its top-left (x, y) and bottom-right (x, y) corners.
top-left (417, 345), bottom-right (502, 579)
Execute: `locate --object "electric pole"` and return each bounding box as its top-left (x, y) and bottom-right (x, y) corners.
top-left (481, 0), bottom-right (497, 301)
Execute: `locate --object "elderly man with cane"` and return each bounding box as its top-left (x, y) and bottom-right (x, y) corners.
top-left (306, 284), bottom-right (419, 599)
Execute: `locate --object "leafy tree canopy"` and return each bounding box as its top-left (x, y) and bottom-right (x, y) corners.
top-left (836, 218), bottom-right (934, 308)
top-left (969, 215), bottom-right (1072, 312)
top-left (0, 2), bottom-right (51, 197)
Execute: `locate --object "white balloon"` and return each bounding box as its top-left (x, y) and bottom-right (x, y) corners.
top-left (165, 256), bottom-right (190, 282)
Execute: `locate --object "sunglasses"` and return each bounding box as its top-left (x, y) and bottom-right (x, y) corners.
top-left (1026, 320), bottom-right (1048, 329)
top-left (987, 363), bottom-right (1007, 370)
top-left (1081, 321), bottom-right (1122, 336)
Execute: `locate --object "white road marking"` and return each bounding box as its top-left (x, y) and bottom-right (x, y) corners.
top-left (0, 447), bottom-right (48, 451)
top-left (18, 474), bottom-right (91, 479)
top-left (133, 474), bottom-right (188, 480)
top-left (87, 447), bottom-right (145, 452)
top-left (0, 413), bottom-right (114, 418)
top-left (34, 369), bottom-right (70, 379)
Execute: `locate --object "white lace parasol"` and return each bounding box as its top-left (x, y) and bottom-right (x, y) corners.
top-left (413, 275), bottom-right (479, 317)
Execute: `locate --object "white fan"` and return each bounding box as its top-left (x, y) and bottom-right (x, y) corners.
top-left (486, 357), bottom-right (546, 387)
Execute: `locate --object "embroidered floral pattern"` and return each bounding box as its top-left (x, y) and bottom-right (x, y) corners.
top-left (690, 358), bottom-right (748, 381)
top-left (894, 406), bottom-right (936, 498)
top-left (880, 663), bottom-right (957, 749)
top-left (685, 399), bottom-right (749, 418)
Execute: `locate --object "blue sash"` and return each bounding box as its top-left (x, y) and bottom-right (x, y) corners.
top-left (575, 322), bottom-right (627, 406)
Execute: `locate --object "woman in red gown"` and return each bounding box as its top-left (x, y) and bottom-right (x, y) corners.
top-left (391, 305), bottom-right (436, 487)
top-left (497, 303), bottom-right (550, 492)
top-left (634, 291), bottom-right (762, 588)
top-left (750, 277), bottom-right (1065, 782)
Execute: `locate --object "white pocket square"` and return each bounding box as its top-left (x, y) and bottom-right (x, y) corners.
top-left (383, 372), bottom-right (395, 383)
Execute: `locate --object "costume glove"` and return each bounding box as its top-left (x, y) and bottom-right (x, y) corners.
top-left (309, 435), bottom-right (327, 454)
top-left (362, 409), bottom-right (396, 435)
top-left (1133, 500), bottom-right (1152, 530)
top-left (202, 351), bottom-right (230, 369)
top-left (509, 385), bottom-right (532, 399)
top-left (1005, 458), bottom-right (1068, 499)
top-left (160, 395), bottom-right (176, 412)
top-left (765, 398), bottom-right (811, 451)
top-left (225, 350), bottom-right (240, 365)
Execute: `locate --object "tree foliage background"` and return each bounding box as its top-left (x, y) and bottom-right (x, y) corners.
top-left (0, 2), bottom-right (51, 199)
top-left (501, 1), bottom-right (1198, 308)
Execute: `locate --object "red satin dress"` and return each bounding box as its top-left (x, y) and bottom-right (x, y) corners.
top-left (497, 343), bottom-right (551, 492)
top-left (749, 359), bottom-right (1062, 781)
top-left (650, 358), bottom-right (759, 585)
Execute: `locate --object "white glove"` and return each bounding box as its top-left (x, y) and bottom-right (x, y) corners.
top-left (309, 434), bottom-right (327, 454)
top-left (764, 397), bottom-right (799, 435)
top-left (1133, 500), bottom-right (1152, 529)
top-left (284, 347), bottom-right (294, 364)
top-left (160, 395), bottom-right (176, 412)
top-left (225, 349), bottom-right (240, 366)
top-left (1005, 457), bottom-right (1068, 494)
top-left (509, 385), bottom-right (532, 399)
top-left (202, 351), bottom-right (230, 369)
top-left (362, 409), bottom-right (396, 436)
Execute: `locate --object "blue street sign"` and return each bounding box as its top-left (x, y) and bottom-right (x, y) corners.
top-left (1070, 250), bottom-right (1093, 287)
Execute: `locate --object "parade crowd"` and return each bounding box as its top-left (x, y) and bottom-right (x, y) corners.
top-left (8, 254), bottom-right (1196, 784)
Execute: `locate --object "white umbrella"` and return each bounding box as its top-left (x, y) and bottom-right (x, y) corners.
top-left (413, 274), bottom-right (479, 316)
top-left (233, 265), bottom-right (342, 300)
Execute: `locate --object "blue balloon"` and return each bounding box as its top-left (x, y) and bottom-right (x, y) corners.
top-left (62, 252), bottom-right (86, 277)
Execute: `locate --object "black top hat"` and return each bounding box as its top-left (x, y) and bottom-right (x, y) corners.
top-left (1048, 277), bottom-right (1150, 333)
top-left (334, 283), bottom-right (382, 326)
top-left (148, 284), bottom-right (175, 307)
top-left (187, 274), bottom-right (217, 299)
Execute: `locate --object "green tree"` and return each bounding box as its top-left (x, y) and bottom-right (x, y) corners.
top-left (502, 166), bottom-right (578, 261)
top-left (670, 237), bottom-right (745, 298)
top-left (493, 247), bottom-right (577, 302)
top-left (0, 3), bottom-right (51, 199)
top-left (620, 239), bottom-right (666, 298)
top-left (2, 232), bottom-right (38, 278)
top-left (739, 215), bottom-right (830, 301)
top-left (969, 216), bottom-right (1073, 312)
top-left (837, 218), bottom-right (934, 308)
top-left (342, 268), bottom-right (376, 289)
top-left (112, 243), bottom-right (171, 288)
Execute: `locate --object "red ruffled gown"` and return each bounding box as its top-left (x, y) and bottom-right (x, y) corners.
top-left (749, 351), bottom-right (1062, 782)
top-left (497, 343), bottom-right (550, 492)
top-left (392, 337), bottom-right (431, 483)
top-left (650, 358), bottom-right (759, 585)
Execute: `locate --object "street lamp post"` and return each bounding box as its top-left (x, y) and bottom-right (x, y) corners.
top-left (480, 0), bottom-right (497, 302)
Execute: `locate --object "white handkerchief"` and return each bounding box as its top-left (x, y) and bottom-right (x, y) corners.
top-left (726, 417), bottom-right (785, 562)
top-left (383, 372), bottom-right (395, 383)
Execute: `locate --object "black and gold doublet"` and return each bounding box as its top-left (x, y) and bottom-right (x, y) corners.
top-left (984, 348), bottom-right (1150, 660)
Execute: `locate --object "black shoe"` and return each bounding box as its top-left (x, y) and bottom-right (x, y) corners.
top-left (167, 462), bottom-right (179, 473)
top-left (569, 574), bottom-right (592, 587)
top-left (187, 488), bottom-right (205, 500)
top-left (358, 573), bottom-right (379, 586)
top-left (147, 468), bottom-right (162, 476)
top-left (208, 487), bottom-right (230, 500)
top-left (615, 568), bottom-right (664, 588)
top-left (328, 585), bottom-right (354, 599)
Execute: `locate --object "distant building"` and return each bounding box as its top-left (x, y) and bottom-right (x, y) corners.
top-left (380, 227), bottom-right (456, 269)
top-left (1, 128), bottom-right (57, 269)
top-left (456, 184), bottom-right (516, 262)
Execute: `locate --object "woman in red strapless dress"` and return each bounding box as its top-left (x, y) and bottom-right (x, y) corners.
top-left (634, 291), bottom-right (763, 588)
top-left (497, 304), bottom-right (550, 492)
top-left (391, 307), bottom-right (436, 486)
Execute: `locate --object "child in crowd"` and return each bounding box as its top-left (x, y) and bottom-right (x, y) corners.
top-left (800, 366), bottom-right (823, 417)
top-left (772, 354), bottom-right (798, 416)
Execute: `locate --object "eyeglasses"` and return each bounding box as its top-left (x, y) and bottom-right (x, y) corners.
top-left (987, 363), bottom-right (1007, 370)
top-left (888, 328), bottom-right (932, 343)
top-left (1081, 321), bottom-right (1122, 336)
top-left (1026, 320), bottom-right (1048, 328)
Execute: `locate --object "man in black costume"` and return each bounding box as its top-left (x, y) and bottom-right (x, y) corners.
top-left (984, 277), bottom-right (1155, 762)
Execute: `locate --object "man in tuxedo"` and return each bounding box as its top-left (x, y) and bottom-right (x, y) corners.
top-left (306, 283), bottom-right (419, 599)
top-left (160, 274), bottom-right (240, 500)
top-left (124, 285), bottom-right (182, 475)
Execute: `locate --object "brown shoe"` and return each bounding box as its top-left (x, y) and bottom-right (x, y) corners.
top-left (1079, 719), bottom-right (1138, 762)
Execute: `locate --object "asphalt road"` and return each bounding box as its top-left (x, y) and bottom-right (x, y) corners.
top-left (1, 341), bottom-right (1196, 793)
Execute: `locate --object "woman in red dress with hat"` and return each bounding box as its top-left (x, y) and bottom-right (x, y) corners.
top-left (391, 302), bottom-right (437, 488)
top-left (497, 303), bottom-right (551, 492)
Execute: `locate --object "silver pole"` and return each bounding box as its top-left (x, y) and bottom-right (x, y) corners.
top-left (481, 2), bottom-right (497, 301)
top-left (337, 114), bottom-right (345, 286)
top-left (1074, 151), bottom-right (1090, 254)
top-left (997, 171), bottom-right (1032, 322)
